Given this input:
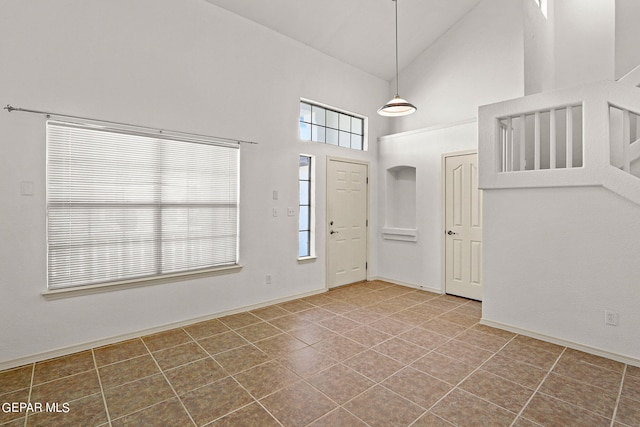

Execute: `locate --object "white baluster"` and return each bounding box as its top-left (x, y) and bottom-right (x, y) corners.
top-left (550, 109), bottom-right (556, 169)
top-left (534, 112), bottom-right (541, 170)
top-left (566, 106), bottom-right (573, 168)
top-left (519, 114), bottom-right (526, 171)
top-left (623, 109), bottom-right (630, 172)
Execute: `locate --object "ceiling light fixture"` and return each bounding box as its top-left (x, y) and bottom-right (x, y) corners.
top-left (378, 0), bottom-right (417, 117)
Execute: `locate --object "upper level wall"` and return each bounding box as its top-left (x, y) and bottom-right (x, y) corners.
top-left (386, 0), bottom-right (524, 134)
top-left (616, 0), bottom-right (640, 79)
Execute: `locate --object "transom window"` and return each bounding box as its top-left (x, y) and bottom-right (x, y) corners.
top-left (299, 101), bottom-right (365, 150)
top-left (46, 120), bottom-right (239, 290)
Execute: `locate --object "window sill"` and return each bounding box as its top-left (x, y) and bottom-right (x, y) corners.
top-left (297, 256), bottom-right (317, 264)
top-left (42, 264), bottom-right (243, 300)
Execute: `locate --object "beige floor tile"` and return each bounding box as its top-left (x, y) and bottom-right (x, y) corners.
top-left (288, 324), bottom-right (337, 345)
top-left (470, 324), bottom-right (516, 339)
top-left (301, 293), bottom-right (336, 307)
top-left (522, 393), bottom-right (611, 427)
top-left (308, 408), bottom-right (368, 426)
top-left (481, 354), bottom-right (548, 389)
top-left (374, 337), bottom-right (429, 364)
top-left (0, 365), bottom-right (32, 396)
top-left (553, 356), bottom-right (623, 393)
top-left (311, 335), bottom-right (366, 361)
top-left (455, 329), bottom-right (510, 353)
top-left (511, 335), bottom-right (565, 356)
top-left (210, 402), bottom-right (280, 426)
top-left (438, 311), bottom-right (479, 328)
top-left (296, 307), bottom-right (336, 323)
top-left (214, 345), bottom-right (271, 375)
top-left (318, 315), bottom-right (361, 334)
top-left (498, 340), bottom-right (561, 371)
top-left (432, 388), bottom-right (516, 427)
top-left (32, 351), bottom-right (95, 385)
top-left (218, 312), bottom-right (262, 329)
top-left (153, 342), bottom-right (208, 371)
top-left (342, 326), bottom-right (392, 347)
top-left (250, 305), bottom-right (290, 321)
top-left (369, 317), bottom-right (413, 336)
top-left (26, 393), bottom-right (108, 427)
top-left (399, 327), bottom-right (449, 350)
top-left (279, 346), bottom-right (337, 378)
top-left (260, 381), bottom-right (336, 427)
top-left (436, 340), bottom-right (494, 368)
top-left (267, 313), bottom-right (312, 331)
top-left (98, 354), bottom-right (159, 389)
top-left (411, 352), bottom-right (475, 385)
top-left (164, 357), bottom-right (227, 396)
top-left (104, 374), bottom-right (175, 420)
top-left (412, 412), bottom-right (456, 426)
top-left (539, 372), bottom-right (618, 417)
top-left (142, 329), bottom-right (192, 352)
top-left (459, 370), bottom-right (534, 413)
top-left (233, 360), bottom-right (299, 399)
top-left (278, 299), bottom-right (315, 314)
top-left (93, 339), bottom-right (148, 367)
top-left (382, 367), bottom-right (452, 409)
top-left (622, 372), bottom-right (640, 402)
top-left (388, 309), bottom-right (432, 326)
top-left (342, 307), bottom-right (386, 324)
top-left (420, 318), bottom-right (467, 338)
top-left (321, 301), bottom-right (358, 315)
top-left (197, 331), bottom-right (249, 355)
top-left (626, 365), bottom-right (640, 377)
top-left (252, 333), bottom-right (308, 358)
top-left (0, 389), bottom-right (30, 424)
top-left (110, 398), bottom-right (192, 427)
top-left (344, 385), bottom-right (425, 427)
top-left (182, 319), bottom-right (229, 340)
top-left (181, 377), bottom-right (254, 426)
top-left (343, 349), bottom-right (404, 382)
top-left (234, 322), bottom-right (281, 343)
top-left (560, 347), bottom-right (625, 372)
top-left (30, 371), bottom-right (101, 403)
top-left (615, 396), bottom-right (640, 426)
top-left (307, 363), bottom-right (374, 404)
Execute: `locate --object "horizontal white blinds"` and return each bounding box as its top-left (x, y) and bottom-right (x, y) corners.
top-left (47, 121), bottom-right (239, 289)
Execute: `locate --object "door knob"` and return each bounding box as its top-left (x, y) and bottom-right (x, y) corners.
top-left (447, 230), bottom-right (456, 235)
top-left (330, 230), bottom-right (339, 235)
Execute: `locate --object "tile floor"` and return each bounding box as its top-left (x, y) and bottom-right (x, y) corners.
top-left (1, 281), bottom-right (639, 427)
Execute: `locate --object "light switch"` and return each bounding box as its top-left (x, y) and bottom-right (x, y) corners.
top-left (273, 208), bottom-right (278, 217)
top-left (272, 190), bottom-right (278, 200)
top-left (287, 207), bottom-right (295, 216)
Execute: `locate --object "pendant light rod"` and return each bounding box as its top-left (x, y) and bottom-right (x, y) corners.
top-left (377, 0), bottom-right (417, 117)
top-left (394, 0), bottom-right (400, 97)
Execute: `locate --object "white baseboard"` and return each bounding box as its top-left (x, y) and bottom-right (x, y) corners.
top-left (0, 288), bottom-right (327, 372)
top-left (369, 276), bottom-right (443, 295)
top-left (481, 318), bottom-right (640, 368)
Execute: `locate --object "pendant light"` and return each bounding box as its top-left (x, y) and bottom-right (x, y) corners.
top-left (378, 0), bottom-right (417, 117)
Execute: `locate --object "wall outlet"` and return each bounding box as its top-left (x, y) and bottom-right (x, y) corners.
top-left (605, 310), bottom-right (618, 326)
top-left (265, 274), bottom-right (272, 285)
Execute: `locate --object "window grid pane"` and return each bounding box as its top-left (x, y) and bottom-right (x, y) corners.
top-left (299, 101), bottom-right (365, 151)
top-left (298, 155), bottom-right (312, 257)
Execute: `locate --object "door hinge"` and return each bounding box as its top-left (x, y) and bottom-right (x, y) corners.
top-left (366, 177), bottom-right (369, 184)
top-left (366, 219), bottom-right (368, 227)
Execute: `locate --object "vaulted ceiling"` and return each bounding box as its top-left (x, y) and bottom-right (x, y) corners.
top-left (204, 0), bottom-right (483, 81)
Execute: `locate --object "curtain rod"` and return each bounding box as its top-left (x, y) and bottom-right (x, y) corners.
top-left (3, 104), bottom-right (258, 145)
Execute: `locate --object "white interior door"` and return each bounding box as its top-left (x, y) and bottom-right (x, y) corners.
top-left (327, 159), bottom-right (368, 288)
top-left (444, 152), bottom-right (482, 300)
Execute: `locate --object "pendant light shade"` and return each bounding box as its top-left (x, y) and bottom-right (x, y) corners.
top-left (378, 0), bottom-right (416, 117)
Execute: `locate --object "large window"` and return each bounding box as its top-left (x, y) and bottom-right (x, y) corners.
top-left (298, 155), bottom-right (314, 258)
top-left (46, 120), bottom-right (239, 290)
top-left (299, 101), bottom-right (365, 150)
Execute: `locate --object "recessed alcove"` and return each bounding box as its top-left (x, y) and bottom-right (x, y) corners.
top-left (383, 165), bottom-right (418, 241)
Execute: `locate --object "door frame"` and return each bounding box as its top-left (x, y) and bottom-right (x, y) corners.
top-left (440, 149), bottom-right (479, 296)
top-left (325, 156), bottom-right (370, 290)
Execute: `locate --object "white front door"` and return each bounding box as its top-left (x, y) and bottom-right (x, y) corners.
top-left (327, 158), bottom-right (368, 288)
top-left (444, 152), bottom-right (482, 300)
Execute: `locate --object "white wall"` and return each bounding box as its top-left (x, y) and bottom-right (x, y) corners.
top-left (616, 0), bottom-right (640, 79)
top-left (483, 186), bottom-right (640, 361)
top-left (376, 121), bottom-right (477, 291)
top-left (386, 0), bottom-right (524, 134)
top-left (0, 0), bottom-right (388, 367)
